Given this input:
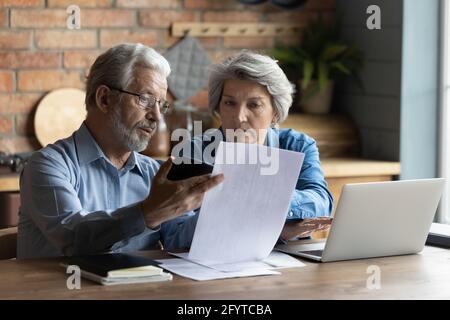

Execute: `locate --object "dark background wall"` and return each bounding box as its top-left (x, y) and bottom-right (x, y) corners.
top-left (335, 0), bottom-right (403, 161)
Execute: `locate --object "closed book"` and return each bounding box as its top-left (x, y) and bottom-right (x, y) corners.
top-left (64, 253), bottom-right (172, 285)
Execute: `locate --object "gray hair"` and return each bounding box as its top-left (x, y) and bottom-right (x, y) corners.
top-left (85, 43), bottom-right (171, 109)
top-left (208, 50), bottom-right (294, 123)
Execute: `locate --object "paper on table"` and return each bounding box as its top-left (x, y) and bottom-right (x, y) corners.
top-left (262, 251), bottom-right (306, 269)
top-left (157, 258), bottom-right (280, 281)
top-left (171, 251), bottom-right (305, 273)
top-left (188, 141), bottom-right (304, 265)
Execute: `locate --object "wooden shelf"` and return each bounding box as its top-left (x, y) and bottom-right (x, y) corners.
top-left (172, 22), bottom-right (305, 37)
top-left (321, 158), bottom-right (400, 178)
top-left (280, 113), bottom-right (359, 158)
top-left (0, 175), bottom-right (19, 192)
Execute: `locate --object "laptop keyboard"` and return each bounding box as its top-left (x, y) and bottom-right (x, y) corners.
top-left (299, 250), bottom-right (324, 257)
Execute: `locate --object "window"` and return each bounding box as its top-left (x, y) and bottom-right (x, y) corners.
top-left (439, 0), bottom-right (450, 225)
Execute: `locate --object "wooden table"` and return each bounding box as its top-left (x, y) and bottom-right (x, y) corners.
top-left (1, 243), bottom-right (449, 299)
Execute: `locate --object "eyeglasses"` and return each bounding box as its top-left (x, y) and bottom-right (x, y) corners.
top-left (108, 86), bottom-right (171, 114)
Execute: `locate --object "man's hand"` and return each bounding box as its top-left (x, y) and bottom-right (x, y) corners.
top-left (280, 217), bottom-right (333, 241)
top-left (142, 157), bottom-right (224, 229)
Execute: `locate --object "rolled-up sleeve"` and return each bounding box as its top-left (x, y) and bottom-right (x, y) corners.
top-left (288, 140), bottom-right (334, 219)
top-left (160, 211), bottom-right (198, 250)
top-left (20, 153), bottom-right (157, 257)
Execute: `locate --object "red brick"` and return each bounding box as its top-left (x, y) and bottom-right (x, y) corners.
top-left (0, 136), bottom-right (40, 153)
top-left (0, 0), bottom-right (43, 7)
top-left (100, 30), bottom-right (158, 48)
top-left (0, 31), bottom-right (31, 49)
top-left (0, 115), bottom-right (13, 134)
top-left (274, 35), bottom-right (303, 47)
top-left (35, 30), bottom-right (97, 49)
top-left (203, 11), bottom-right (260, 23)
top-left (305, 0), bottom-right (335, 11)
top-left (0, 71), bottom-right (13, 93)
top-left (117, 0), bottom-right (178, 8)
top-left (185, 0), bottom-right (270, 10)
top-left (11, 9), bottom-right (66, 28)
top-left (0, 52), bottom-right (61, 68)
top-left (0, 9), bottom-right (7, 26)
top-left (15, 113), bottom-right (34, 135)
top-left (48, 0), bottom-right (111, 7)
top-left (82, 9), bottom-right (135, 28)
top-left (165, 33), bottom-right (219, 49)
top-left (224, 36), bottom-right (273, 49)
top-left (207, 49), bottom-right (240, 63)
top-left (266, 10), bottom-right (315, 23)
top-left (18, 70), bottom-right (83, 92)
top-left (139, 10), bottom-right (197, 28)
top-left (0, 94), bottom-right (41, 113)
top-left (64, 50), bottom-right (101, 69)
top-left (184, 0), bottom-right (238, 9)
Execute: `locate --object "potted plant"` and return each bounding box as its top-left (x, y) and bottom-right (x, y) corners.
top-left (271, 19), bottom-right (363, 114)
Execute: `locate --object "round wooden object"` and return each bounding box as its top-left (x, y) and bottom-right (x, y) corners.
top-left (34, 88), bottom-right (87, 147)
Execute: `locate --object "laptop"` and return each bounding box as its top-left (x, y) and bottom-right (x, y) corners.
top-left (275, 178), bottom-right (445, 262)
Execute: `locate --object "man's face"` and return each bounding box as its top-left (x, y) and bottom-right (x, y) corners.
top-left (110, 66), bottom-right (168, 152)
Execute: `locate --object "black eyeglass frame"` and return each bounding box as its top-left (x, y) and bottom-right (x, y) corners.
top-left (108, 86), bottom-right (171, 114)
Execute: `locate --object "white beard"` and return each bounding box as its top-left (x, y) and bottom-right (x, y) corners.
top-left (109, 106), bottom-right (156, 152)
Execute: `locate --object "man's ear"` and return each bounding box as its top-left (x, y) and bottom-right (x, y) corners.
top-left (95, 85), bottom-right (112, 113)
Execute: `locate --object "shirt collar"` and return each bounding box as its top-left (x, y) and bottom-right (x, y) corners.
top-left (75, 122), bottom-right (104, 166)
top-left (74, 122), bottom-right (144, 176)
top-left (265, 127), bottom-right (279, 147)
top-left (123, 150), bottom-right (144, 176)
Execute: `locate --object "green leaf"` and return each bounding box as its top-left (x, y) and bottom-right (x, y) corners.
top-left (301, 82), bottom-right (320, 101)
top-left (269, 18), bottom-right (364, 94)
top-left (330, 61), bottom-right (350, 75)
top-left (270, 48), bottom-right (300, 65)
top-left (318, 60), bottom-right (328, 91)
top-left (302, 59), bottom-right (314, 89)
top-left (322, 44), bottom-right (348, 61)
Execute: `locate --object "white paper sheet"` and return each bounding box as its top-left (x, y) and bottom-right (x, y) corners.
top-left (188, 142), bottom-right (305, 265)
top-left (157, 258), bottom-right (280, 281)
top-left (171, 251), bottom-right (305, 273)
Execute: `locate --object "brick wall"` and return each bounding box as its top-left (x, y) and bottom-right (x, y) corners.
top-left (0, 0), bottom-right (334, 153)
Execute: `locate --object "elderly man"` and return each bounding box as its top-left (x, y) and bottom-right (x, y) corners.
top-left (17, 43), bottom-right (224, 259)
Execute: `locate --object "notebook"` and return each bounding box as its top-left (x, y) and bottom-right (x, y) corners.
top-left (63, 253), bottom-right (173, 285)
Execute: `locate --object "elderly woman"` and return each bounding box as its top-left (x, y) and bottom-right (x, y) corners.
top-left (189, 50), bottom-right (334, 241)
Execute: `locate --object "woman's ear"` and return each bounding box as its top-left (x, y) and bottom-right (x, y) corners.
top-left (271, 114), bottom-right (278, 125)
top-left (95, 85), bottom-right (112, 113)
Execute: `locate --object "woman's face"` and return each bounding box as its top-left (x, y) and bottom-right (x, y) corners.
top-left (218, 79), bottom-right (276, 144)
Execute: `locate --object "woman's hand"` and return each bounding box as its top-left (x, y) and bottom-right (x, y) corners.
top-left (280, 217), bottom-right (333, 241)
